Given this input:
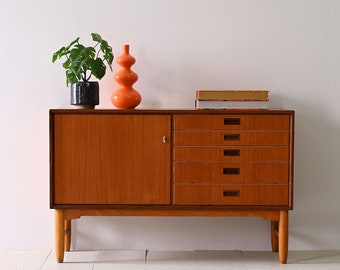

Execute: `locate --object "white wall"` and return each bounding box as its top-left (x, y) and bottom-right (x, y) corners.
top-left (1, 0), bottom-right (340, 251)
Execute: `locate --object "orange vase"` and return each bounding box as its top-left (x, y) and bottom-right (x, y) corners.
top-left (111, 44), bottom-right (141, 109)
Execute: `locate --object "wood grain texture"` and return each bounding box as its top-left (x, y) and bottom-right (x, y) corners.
top-left (173, 162), bottom-right (289, 183)
top-left (279, 210), bottom-right (289, 263)
top-left (173, 184), bottom-right (289, 205)
top-left (173, 114), bottom-right (290, 130)
top-left (173, 146), bottom-right (289, 161)
top-left (54, 210), bottom-right (64, 263)
top-left (52, 114), bottom-right (171, 205)
top-left (173, 130), bottom-right (289, 145)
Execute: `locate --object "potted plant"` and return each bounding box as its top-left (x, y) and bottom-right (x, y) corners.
top-left (52, 33), bottom-right (114, 108)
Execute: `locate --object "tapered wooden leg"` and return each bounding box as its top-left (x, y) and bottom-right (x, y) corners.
top-left (278, 211), bottom-right (288, 264)
top-left (55, 210), bottom-right (65, 263)
top-left (271, 220), bottom-right (278, 252)
top-left (64, 220), bottom-right (71, 252)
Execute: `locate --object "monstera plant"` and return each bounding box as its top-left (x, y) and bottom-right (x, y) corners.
top-left (52, 33), bottom-right (114, 108)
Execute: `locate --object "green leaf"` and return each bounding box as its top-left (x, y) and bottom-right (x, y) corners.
top-left (90, 58), bottom-right (106, 79)
top-left (91, 33), bottom-right (102, 43)
top-left (52, 37), bottom-right (79, 63)
top-left (64, 37), bottom-right (80, 51)
top-left (66, 68), bottom-right (81, 86)
top-left (100, 39), bottom-right (114, 70)
top-left (52, 46), bottom-right (65, 62)
top-left (62, 58), bottom-right (71, 69)
top-left (68, 45), bottom-right (93, 72)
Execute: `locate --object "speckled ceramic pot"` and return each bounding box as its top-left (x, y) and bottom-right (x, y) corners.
top-left (70, 81), bottom-right (99, 109)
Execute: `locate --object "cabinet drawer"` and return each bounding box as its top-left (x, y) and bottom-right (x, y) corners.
top-left (173, 130), bottom-right (289, 145)
top-left (173, 162), bottom-right (288, 183)
top-left (173, 115), bottom-right (290, 130)
top-left (173, 184), bottom-right (289, 205)
top-left (173, 146), bottom-right (289, 161)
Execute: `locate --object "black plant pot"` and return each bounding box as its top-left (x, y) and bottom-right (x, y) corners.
top-left (70, 81), bottom-right (99, 109)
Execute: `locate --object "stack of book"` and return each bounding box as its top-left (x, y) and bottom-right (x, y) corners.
top-left (195, 90), bottom-right (269, 109)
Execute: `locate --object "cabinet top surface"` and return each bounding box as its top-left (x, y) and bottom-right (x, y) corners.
top-left (50, 109), bottom-right (294, 115)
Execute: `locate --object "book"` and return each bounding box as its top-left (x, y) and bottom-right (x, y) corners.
top-left (196, 90), bottom-right (269, 100)
top-left (195, 100), bottom-right (268, 109)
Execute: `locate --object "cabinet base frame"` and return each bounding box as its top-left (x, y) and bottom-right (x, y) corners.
top-left (54, 208), bottom-right (289, 264)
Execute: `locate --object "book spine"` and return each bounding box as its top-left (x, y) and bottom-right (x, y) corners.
top-left (196, 97), bottom-right (269, 101)
top-left (196, 90), bottom-right (269, 100)
top-left (195, 100), bottom-right (268, 110)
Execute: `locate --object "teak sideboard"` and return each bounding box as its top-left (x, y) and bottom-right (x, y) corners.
top-left (49, 109), bottom-right (294, 263)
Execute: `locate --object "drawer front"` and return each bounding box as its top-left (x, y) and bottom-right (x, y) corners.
top-left (173, 115), bottom-right (290, 130)
top-left (173, 184), bottom-right (289, 205)
top-left (173, 146), bottom-right (289, 161)
top-left (173, 162), bottom-right (289, 183)
top-left (173, 130), bottom-right (289, 146)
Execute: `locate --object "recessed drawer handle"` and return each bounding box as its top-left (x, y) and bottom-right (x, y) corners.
top-left (223, 190), bottom-right (240, 197)
top-left (223, 168), bottom-right (240, 174)
top-left (223, 149), bottom-right (240, 156)
top-left (224, 118), bottom-right (240, 125)
top-left (224, 134), bottom-right (240, 141)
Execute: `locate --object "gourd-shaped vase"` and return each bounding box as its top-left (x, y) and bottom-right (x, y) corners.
top-left (111, 44), bottom-right (141, 109)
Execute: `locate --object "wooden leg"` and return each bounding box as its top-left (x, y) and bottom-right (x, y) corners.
top-left (278, 210), bottom-right (288, 264)
top-left (64, 220), bottom-right (71, 252)
top-left (55, 210), bottom-right (65, 263)
top-left (271, 220), bottom-right (278, 252)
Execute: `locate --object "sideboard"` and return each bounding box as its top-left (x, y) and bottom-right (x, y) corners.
top-left (49, 109), bottom-right (294, 263)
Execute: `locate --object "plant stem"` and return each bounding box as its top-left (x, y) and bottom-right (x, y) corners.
top-left (93, 42), bottom-right (102, 58)
top-left (82, 71), bottom-right (91, 82)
